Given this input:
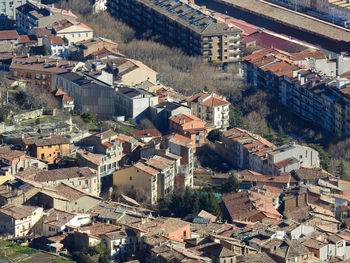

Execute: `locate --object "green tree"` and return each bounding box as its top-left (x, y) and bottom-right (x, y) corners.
top-left (72, 252), bottom-right (94, 263)
top-left (81, 112), bottom-right (96, 124)
top-left (336, 159), bottom-right (348, 180)
top-left (220, 174), bottom-right (239, 194)
top-left (207, 129), bottom-right (222, 143)
top-left (229, 105), bottom-right (243, 128)
top-left (275, 125), bottom-right (288, 146)
top-left (0, 109), bottom-right (6, 122)
top-left (15, 90), bottom-right (27, 105)
top-left (309, 143), bottom-right (331, 172)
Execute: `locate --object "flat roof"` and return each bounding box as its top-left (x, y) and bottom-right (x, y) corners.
top-left (214, 0), bottom-right (350, 42)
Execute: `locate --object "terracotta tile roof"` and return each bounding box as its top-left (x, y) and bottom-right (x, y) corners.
top-left (77, 150), bottom-right (102, 165)
top-left (46, 35), bottom-right (64, 45)
top-left (10, 56), bottom-right (78, 74)
top-left (274, 157), bottom-right (299, 169)
top-left (139, 217), bottom-right (189, 236)
top-left (18, 35), bottom-right (37, 44)
top-left (187, 91), bottom-right (230, 107)
top-left (0, 204), bottom-right (40, 220)
top-left (169, 133), bottom-right (193, 148)
top-left (51, 19), bottom-right (92, 33)
top-left (90, 47), bottom-right (124, 59)
top-left (134, 162), bottom-right (159, 176)
top-left (291, 51), bottom-right (326, 61)
top-left (144, 155), bottom-right (174, 171)
top-left (34, 27), bottom-right (53, 37)
top-left (0, 30), bottom-right (19, 40)
top-left (44, 208), bottom-right (78, 227)
top-left (222, 190), bottom-right (281, 222)
top-left (22, 135), bottom-right (69, 147)
top-left (53, 183), bottom-right (101, 201)
top-left (170, 113), bottom-right (201, 122)
top-left (292, 167), bottom-right (329, 181)
top-left (79, 222), bottom-right (121, 238)
top-left (16, 166), bottom-right (96, 182)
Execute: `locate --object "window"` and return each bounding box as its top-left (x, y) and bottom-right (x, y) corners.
top-left (129, 176), bottom-right (132, 181)
top-left (35, 73), bottom-right (40, 79)
top-left (13, 71), bottom-right (17, 77)
top-left (41, 153), bottom-right (45, 159)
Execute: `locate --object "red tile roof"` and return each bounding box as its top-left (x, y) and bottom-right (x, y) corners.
top-left (46, 35), bottom-right (64, 45)
top-left (0, 30), bottom-right (19, 40)
top-left (19, 35), bottom-right (37, 44)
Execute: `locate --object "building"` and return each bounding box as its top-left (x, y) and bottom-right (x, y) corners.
top-left (101, 229), bottom-right (137, 261)
top-left (20, 135), bottom-right (70, 164)
top-left (43, 208), bottom-right (90, 236)
top-left (266, 143), bottom-right (320, 175)
top-left (16, 166), bottom-right (101, 196)
top-left (52, 71), bottom-right (115, 118)
top-left (169, 114), bottom-right (207, 152)
top-left (150, 101), bottom-right (192, 133)
top-left (16, 1), bottom-right (77, 33)
top-left (103, 57), bottom-right (157, 86)
top-left (215, 128), bottom-right (275, 172)
top-left (222, 190), bottom-right (282, 223)
top-left (43, 35), bottom-right (69, 58)
top-left (0, 30), bottom-right (19, 44)
top-left (108, 0), bottom-right (242, 62)
top-left (71, 37), bottom-right (118, 60)
top-left (115, 86), bottom-right (158, 121)
top-left (0, 148), bottom-right (32, 175)
top-left (9, 56), bottom-right (82, 93)
top-left (114, 162), bottom-right (159, 204)
top-left (29, 182), bottom-right (101, 212)
top-left (241, 48), bottom-right (350, 137)
top-left (187, 91), bottom-right (230, 130)
top-left (113, 155), bottom-right (175, 204)
top-left (77, 130), bottom-right (123, 177)
top-left (52, 89), bottom-right (74, 111)
top-left (0, 204), bottom-right (43, 237)
top-left (168, 133), bottom-right (194, 188)
top-left (50, 19), bottom-right (94, 45)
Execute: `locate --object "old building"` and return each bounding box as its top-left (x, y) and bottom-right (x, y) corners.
top-left (16, 166), bottom-right (100, 196)
top-left (168, 133), bottom-right (194, 188)
top-left (9, 56), bottom-right (82, 93)
top-left (108, 0), bottom-right (242, 62)
top-left (43, 208), bottom-right (90, 236)
top-left (77, 130), bottom-right (123, 177)
top-left (21, 135), bottom-right (70, 164)
top-left (0, 204), bottom-right (43, 237)
top-left (150, 101), bottom-right (192, 133)
top-left (187, 91), bottom-right (230, 130)
top-left (169, 114), bottom-right (207, 152)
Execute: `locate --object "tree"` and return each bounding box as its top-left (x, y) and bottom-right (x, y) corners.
top-left (72, 252), bottom-right (94, 263)
top-left (207, 129), bottom-right (222, 143)
top-left (81, 112), bottom-right (96, 124)
top-left (275, 125), bottom-right (288, 146)
top-left (228, 105), bottom-right (243, 128)
top-left (15, 90), bottom-right (27, 106)
top-left (336, 159), bottom-right (348, 180)
top-left (220, 174), bottom-right (239, 194)
top-left (0, 109), bottom-right (6, 122)
top-left (309, 143), bottom-right (331, 172)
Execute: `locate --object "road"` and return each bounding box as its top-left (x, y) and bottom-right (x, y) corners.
top-left (196, 0), bottom-right (350, 53)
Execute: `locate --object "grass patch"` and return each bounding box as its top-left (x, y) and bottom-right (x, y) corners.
top-left (115, 123), bottom-right (136, 134)
top-left (21, 116), bottom-right (54, 126)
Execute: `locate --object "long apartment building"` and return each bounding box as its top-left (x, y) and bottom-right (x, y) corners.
top-left (107, 0), bottom-right (242, 63)
top-left (242, 48), bottom-right (350, 137)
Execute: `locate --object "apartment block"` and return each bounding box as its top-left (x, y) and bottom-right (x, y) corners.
top-left (187, 91), bottom-right (230, 130)
top-left (107, 0), bottom-right (241, 62)
top-left (242, 48), bottom-right (350, 137)
top-left (52, 71), bottom-right (115, 118)
top-left (168, 133), bottom-right (194, 188)
top-left (16, 1), bottom-right (77, 33)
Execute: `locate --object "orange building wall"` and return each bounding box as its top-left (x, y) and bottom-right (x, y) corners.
top-left (167, 224), bottom-right (191, 242)
top-left (35, 144), bottom-right (70, 164)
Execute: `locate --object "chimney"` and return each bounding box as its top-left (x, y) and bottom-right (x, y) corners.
top-left (200, 5), bottom-right (207, 12)
top-left (224, 18), bottom-right (231, 24)
top-left (188, 0), bottom-right (194, 5)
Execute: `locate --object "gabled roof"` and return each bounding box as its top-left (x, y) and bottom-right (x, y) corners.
top-left (0, 204), bottom-right (40, 220)
top-left (0, 30), bottom-right (19, 40)
top-left (22, 135), bottom-right (69, 147)
top-left (129, 129), bottom-right (162, 139)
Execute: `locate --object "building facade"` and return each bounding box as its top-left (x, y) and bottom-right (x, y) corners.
top-left (107, 0), bottom-right (241, 62)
